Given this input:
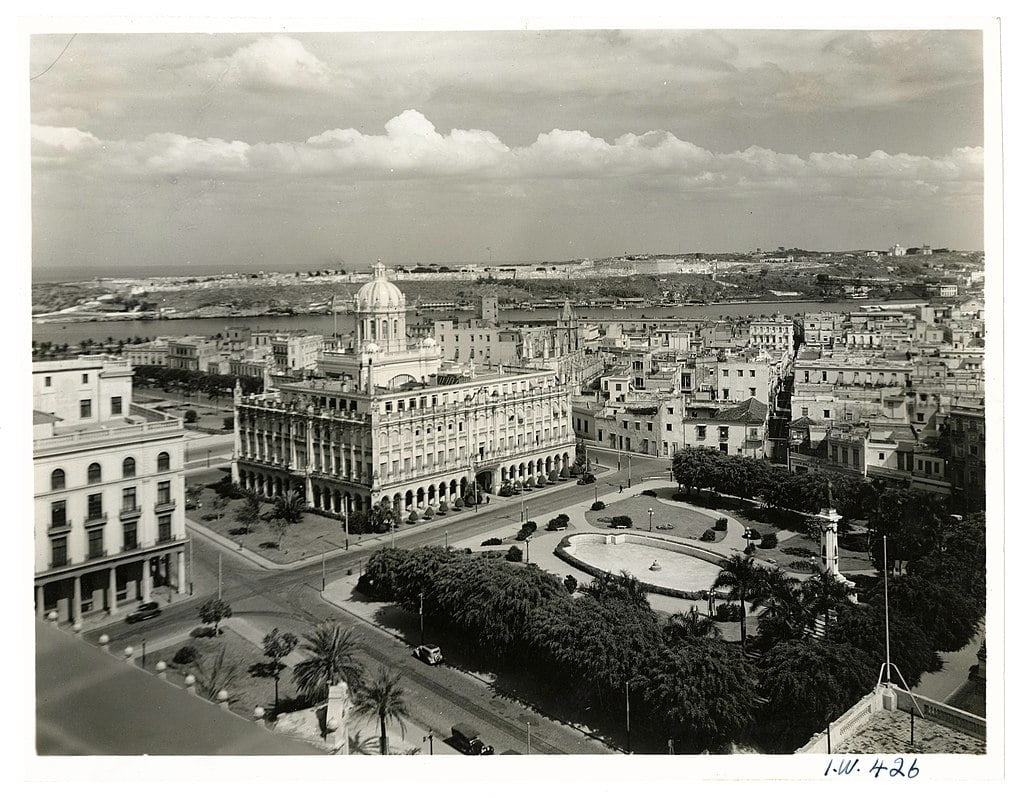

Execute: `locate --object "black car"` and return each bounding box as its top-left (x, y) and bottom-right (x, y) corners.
top-left (450, 724), bottom-right (494, 755)
top-left (125, 601), bottom-right (162, 624)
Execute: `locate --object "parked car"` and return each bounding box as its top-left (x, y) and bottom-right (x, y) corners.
top-left (576, 473), bottom-right (596, 485)
top-left (412, 644), bottom-right (443, 665)
top-left (451, 724), bottom-right (494, 755)
top-left (125, 601), bottom-right (162, 624)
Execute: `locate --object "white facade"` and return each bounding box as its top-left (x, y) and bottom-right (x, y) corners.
top-left (33, 358), bottom-right (187, 623)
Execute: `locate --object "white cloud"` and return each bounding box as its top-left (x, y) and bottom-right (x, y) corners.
top-left (197, 35), bottom-right (333, 92)
top-left (30, 112), bottom-right (983, 204)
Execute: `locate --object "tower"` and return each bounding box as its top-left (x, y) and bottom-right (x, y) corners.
top-left (354, 261), bottom-right (407, 355)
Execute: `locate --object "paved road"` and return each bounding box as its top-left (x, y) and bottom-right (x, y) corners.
top-left (82, 454), bottom-right (670, 754)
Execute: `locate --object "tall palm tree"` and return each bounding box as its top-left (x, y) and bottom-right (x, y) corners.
top-left (291, 622), bottom-right (364, 705)
top-left (711, 554), bottom-right (763, 652)
top-left (799, 571), bottom-right (855, 639)
top-left (748, 567), bottom-right (805, 648)
top-left (354, 665), bottom-right (411, 755)
top-left (664, 606), bottom-right (722, 644)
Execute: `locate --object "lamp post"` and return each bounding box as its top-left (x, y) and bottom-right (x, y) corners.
top-left (525, 537), bottom-right (531, 564)
top-left (444, 529), bottom-right (448, 549)
top-left (419, 591), bottom-right (425, 646)
top-left (526, 721), bottom-right (532, 755)
top-left (625, 678), bottom-right (634, 754)
top-left (648, 508), bottom-right (654, 533)
top-left (423, 730), bottom-right (434, 755)
top-left (389, 519), bottom-right (395, 549)
top-left (627, 454), bottom-right (632, 488)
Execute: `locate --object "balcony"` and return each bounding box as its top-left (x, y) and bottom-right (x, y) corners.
top-left (83, 513), bottom-right (108, 527)
top-left (119, 505), bottom-right (142, 520)
top-left (47, 521), bottom-right (72, 536)
top-left (154, 499), bottom-right (176, 514)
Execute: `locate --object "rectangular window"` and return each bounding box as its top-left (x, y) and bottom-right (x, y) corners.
top-left (801, 407), bottom-right (809, 417)
top-left (722, 389), bottom-right (730, 400)
top-left (51, 536), bottom-right (68, 568)
top-left (157, 481), bottom-right (171, 506)
top-left (737, 369), bottom-right (744, 377)
top-left (916, 413), bottom-right (925, 422)
top-left (719, 443), bottom-right (729, 453)
top-left (719, 426), bottom-right (729, 441)
top-left (385, 402), bottom-right (393, 412)
top-left (87, 493), bottom-right (103, 519)
top-left (158, 515), bottom-right (172, 542)
top-left (122, 487), bottom-right (136, 511)
top-left (749, 387), bottom-right (757, 397)
top-left (44, 376), bottom-right (51, 387)
top-left (722, 369), bottom-right (729, 377)
top-left (749, 370), bottom-right (755, 377)
top-left (823, 409), bottom-right (831, 419)
top-left (697, 426), bottom-right (706, 440)
top-left (879, 452), bottom-right (885, 461)
top-left (646, 422), bottom-right (653, 432)
top-left (666, 423), bottom-right (673, 431)
top-left (87, 528), bottom-right (104, 559)
top-left (50, 500), bottom-right (66, 528)
top-left (841, 448), bottom-right (849, 465)
top-left (123, 521), bottom-right (138, 551)
top-left (80, 399), bottom-right (92, 419)
top-left (82, 373), bottom-right (89, 384)
top-left (111, 396), bottom-right (123, 415)
top-left (853, 449), bottom-right (860, 467)
top-left (667, 406), bottom-right (674, 414)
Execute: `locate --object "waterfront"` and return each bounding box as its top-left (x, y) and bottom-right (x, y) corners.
top-left (30, 299), bottom-right (877, 346)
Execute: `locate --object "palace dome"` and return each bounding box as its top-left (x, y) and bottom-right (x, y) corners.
top-left (355, 261), bottom-right (405, 311)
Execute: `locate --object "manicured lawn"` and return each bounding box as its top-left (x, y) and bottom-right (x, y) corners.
top-left (185, 481), bottom-right (356, 564)
top-left (584, 492), bottom-right (714, 539)
top-left (142, 628), bottom-right (280, 720)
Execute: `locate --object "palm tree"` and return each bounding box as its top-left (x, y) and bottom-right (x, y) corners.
top-left (748, 567), bottom-right (805, 648)
top-left (346, 731), bottom-right (377, 755)
top-left (664, 606), bottom-right (722, 643)
top-left (274, 489), bottom-right (305, 524)
top-left (711, 554), bottom-right (763, 652)
top-left (291, 622), bottom-right (364, 705)
top-left (799, 571), bottom-right (855, 639)
top-left (354, 665), bottom-right (411, 755)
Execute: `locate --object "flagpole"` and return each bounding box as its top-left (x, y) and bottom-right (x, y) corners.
top-left (883, 535), bottom-right (891, 685)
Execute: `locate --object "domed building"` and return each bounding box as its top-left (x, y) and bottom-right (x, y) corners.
top-left (232, 262), bottom-right (576, 522)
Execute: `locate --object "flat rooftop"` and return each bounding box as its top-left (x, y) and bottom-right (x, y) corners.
top-left (832, 709), bottom-right (984, 755)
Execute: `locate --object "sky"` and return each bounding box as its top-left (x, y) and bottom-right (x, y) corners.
top-left (29, 28), bottom-right (985, 279)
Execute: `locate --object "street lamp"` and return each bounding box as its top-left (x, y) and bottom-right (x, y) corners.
top-left (419, 591), bottom-right (425, 646)
top-left (625, 678), bottom-right (634, 754)
top-left (648, 508), bottom-right (654, 533)
top-left (627, 454), bottom-right (632, 488)
top-left (423, 730), bottom-right (434, 755)
top-left (526, 721), bottom-right (532, 755)
top-left (525, 537), bottom-right (532, 564)
top-left (389, 519), bottom-right (396, 549)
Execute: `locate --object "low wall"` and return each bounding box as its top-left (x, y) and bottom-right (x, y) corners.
top-left (554, 532), bottom-right (727, 600)
top-left (893, 687), bottom-right (986, 740)
top-left (796, 689), bottom-right (884, 754)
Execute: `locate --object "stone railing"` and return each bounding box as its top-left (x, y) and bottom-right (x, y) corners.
top-left (892, 687), bottom-right (986, 740)
top-left (796, 690), bottom-right (884, 754)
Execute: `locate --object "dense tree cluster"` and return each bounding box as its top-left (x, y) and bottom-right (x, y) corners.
top-left (670, 449), bottom-right (873, 517)
top-left (132, 364), bottom-right (262, 400)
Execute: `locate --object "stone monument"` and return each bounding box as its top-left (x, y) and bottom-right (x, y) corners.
top-left (816, 480), bottom-right (857, 598)
top-left (324, 681), bottom-right (352, 755)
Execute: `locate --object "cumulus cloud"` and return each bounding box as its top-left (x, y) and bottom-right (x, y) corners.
top-left (30, 112), bottom-right (983, 202)
top-left (195, 35), bottom-right (332, 91)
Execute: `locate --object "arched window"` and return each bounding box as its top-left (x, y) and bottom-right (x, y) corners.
top-left (370, 319), bottom-right (377, 339)
top-left (50, 469), bottom-right (65, 491)
top-left (157, 452), bottom-right (170, 472)
top-left (122, 457), bottom-right (136, 478)
top-left (87, 463), bottom-right (102, 484)
top-left (393, 319), bottom-right (399, 337)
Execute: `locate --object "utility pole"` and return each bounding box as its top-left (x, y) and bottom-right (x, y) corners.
top-left (627, 454), bottom-right (632, 488)
top-left (321, 546), bottom-right (326, 592)
top-left (217, 553), bottom-right (222, 600)
top-left (526, 721), bottom-right (532, 755)
top-left (625, 679), bottom-right (632, 754)
top-left (188, 538), bottom-right (194, 595)
top-left (419, 592), bottom-right (425, 645)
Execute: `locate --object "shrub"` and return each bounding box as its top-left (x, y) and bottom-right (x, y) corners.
top-left (714, 517), bottom-right (728, 531)
top-left (406, 510), bottom-right (419, 523)
top-left (641, 489), bottom-right (657, 497)
top-left (464, 493), bottom-right (476, 507)
top-left (564, 574), bottom-right (578, 593)
top-left (759, 532), bottom-right (778, 549)
top-left (672, 493), bottom-right (688, 502)
top-left (840, 534), bottom-right (869, 552)
top-left (789, 559), bottom-right (818, 573)
top-left (454, 498), bottom-right (464, 510)
top-left (536, 475), bottom-right (547, 487)
top-left (438, 502), bottom-right (448, 514)
top-left (498, 485), bottom-right (513, 497)
top-left (222, 417), bottom-right (234, 431)
top-left (546, 516), bottom-right (568, 532)
top-left (782, 546), bottom-right (816, 558)
top-left (423, 507), bottom-right (434, 520)
top-left (525, 477), bottom-right (536, 489)
top-left (173, 645), bottom-right (200, 665)
top-left (744, 542), bottom-right (757, 556)
top-left (184, 409), bottom-right (198, 424)
top-left (700, 529), bottom-right (717, 543)
top-left (506, 545), bottom-right (524, 563)
top-left (610, 515), bottom-right (633, 528)
top-left (591, 501), bottom-right (606, 511)
top-left (548, 470), bottom-right (559, 483)
top-left (482, 537), bottom-right (503, 546)
top-left (516, 522), bottom-right (537, 541)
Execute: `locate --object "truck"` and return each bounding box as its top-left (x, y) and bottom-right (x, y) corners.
top-left (450, 724), bottom-right (494, 755)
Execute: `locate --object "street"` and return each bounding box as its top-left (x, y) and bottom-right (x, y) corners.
top-left (83, 453), bottom-right (670, 754)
